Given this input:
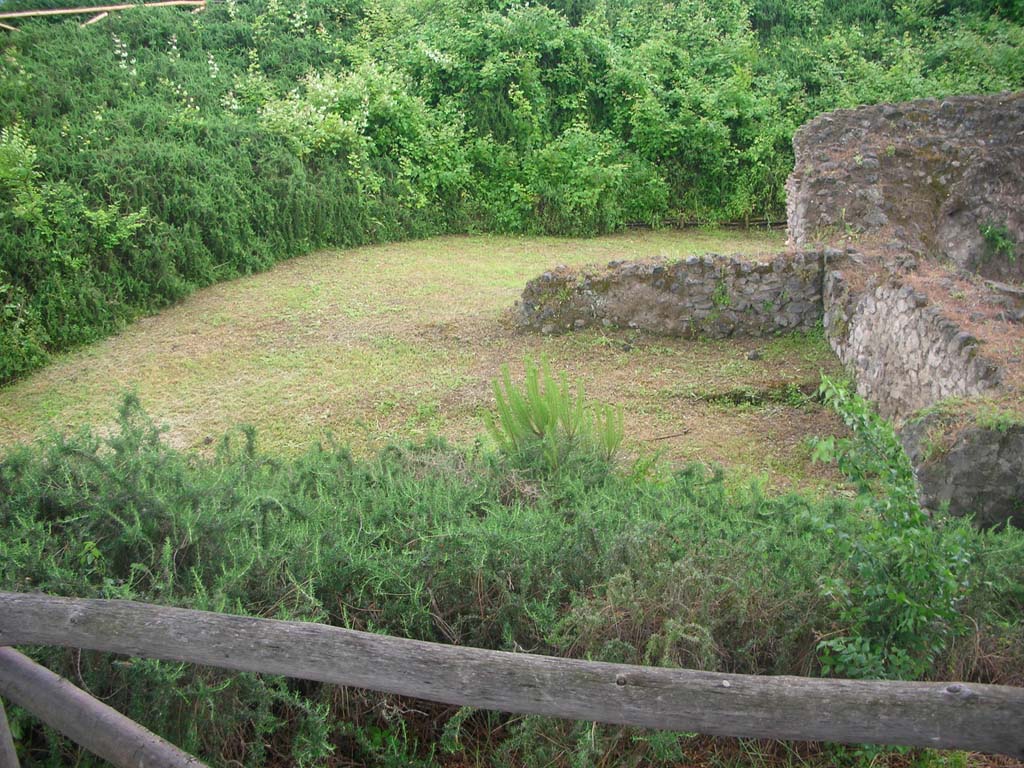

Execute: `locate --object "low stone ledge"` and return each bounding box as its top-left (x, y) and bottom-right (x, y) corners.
top-left (901, 410), bottom-right (1024, 528)
top-left (517, 252), bottom-right (824, 339)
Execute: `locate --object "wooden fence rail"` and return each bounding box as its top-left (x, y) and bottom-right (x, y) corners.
top-left (0, 647), bottom-right (205, 768)
top-left (0, 1), bottom-right (205, 24)
top-left (1, 592), bottom-right (1022, 763)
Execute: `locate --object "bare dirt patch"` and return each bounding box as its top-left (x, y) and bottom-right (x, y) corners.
top-left (0, 230), bottom-right (847, 491)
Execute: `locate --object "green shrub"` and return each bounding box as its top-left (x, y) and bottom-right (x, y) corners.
top-left (811, 376), bottom-right (972, 679)
top-left (525, 126), bottom-right (668, 235)
top-left (1, 396), bottom-right (1022, 764)
top-left (0, 279), bottom-right (48, 381)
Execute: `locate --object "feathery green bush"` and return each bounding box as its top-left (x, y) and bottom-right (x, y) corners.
top-left (1, 395), bottom-right (1022, 765)
top-left (484, 358), bottom-right (623, 474)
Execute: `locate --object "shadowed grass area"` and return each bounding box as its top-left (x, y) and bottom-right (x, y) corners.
top-left (0, 229), bottom-right (847, 489)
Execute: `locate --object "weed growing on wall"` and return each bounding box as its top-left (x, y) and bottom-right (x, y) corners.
top-left (980, 221), bottom-right (1018, 263)
top-left (811, 376), bottom-right (972, 679)
top-left (712, 278), bottom-right (731, 308)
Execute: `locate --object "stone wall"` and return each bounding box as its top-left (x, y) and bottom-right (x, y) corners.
top-left (789, 92), bottom-right (1024, 528)
top-left (514, 92), bottom-right (1023, 527)
top-left (787, 92), bottom-right (1024, 282)
top-left (822, 267), bottom-right (1003, 420)
top-left (517, 252), bottom-right (823, 338)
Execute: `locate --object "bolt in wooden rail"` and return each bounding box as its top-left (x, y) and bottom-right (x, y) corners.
top-left (0, 648), bottom-right (205, 768)
top-left (1, 592), bottom-right (1022, 758)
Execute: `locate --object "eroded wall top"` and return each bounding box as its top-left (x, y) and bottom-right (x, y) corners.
top-left (787, 92), bottom-right (1024, 282)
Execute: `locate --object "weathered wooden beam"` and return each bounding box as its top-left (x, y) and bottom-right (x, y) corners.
top-left (0, 698), bottom-right (19, 768)
top-left (0, 22), bottom-right (18, 31)
top-left (0, 1), bottom-right (205, 21)
top-left (81, 12), bottom-right (109, 26)
top-left (0, 648), bottom-right (206, 768)
top-left (2, 593), bottom-right (1022, 757)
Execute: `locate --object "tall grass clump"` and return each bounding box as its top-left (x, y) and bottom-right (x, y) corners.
top-left (484, 358), bottom-right (623, 475)
top-left (1, 394), bottom-right (1022, 765)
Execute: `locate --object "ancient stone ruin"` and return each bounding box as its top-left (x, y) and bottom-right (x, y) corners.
top-left (794, 94), bottom-right (1024, 528)
top-left (787, 92), bottom-right (1024, 283)
top-left (518, 252), bottom-right (823, 338)
top-left (517, 91), bottom-right (1024, 528)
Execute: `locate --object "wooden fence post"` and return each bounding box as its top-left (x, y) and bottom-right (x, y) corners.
top-left (0, 698), bottom-right (19, 768)
top-left (0, 648), bottom-right (206, 768)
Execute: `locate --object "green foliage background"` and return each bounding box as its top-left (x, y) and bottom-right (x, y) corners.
top-left (1, 0), bottom-right (1023, 380)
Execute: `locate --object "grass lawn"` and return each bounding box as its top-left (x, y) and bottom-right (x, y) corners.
top-left (0, 228), bottom-right (847, 490)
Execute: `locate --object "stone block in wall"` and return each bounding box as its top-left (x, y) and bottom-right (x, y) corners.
top-left (821, 264), bottom-right (1002, 420)
top-left (901, 411), bottom-right (1024, 529)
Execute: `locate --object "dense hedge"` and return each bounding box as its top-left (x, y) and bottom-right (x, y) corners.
top-left (2, 395), bottom-right (1022, 765)
top-left (2, 0), bottom-right (1023, 380)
